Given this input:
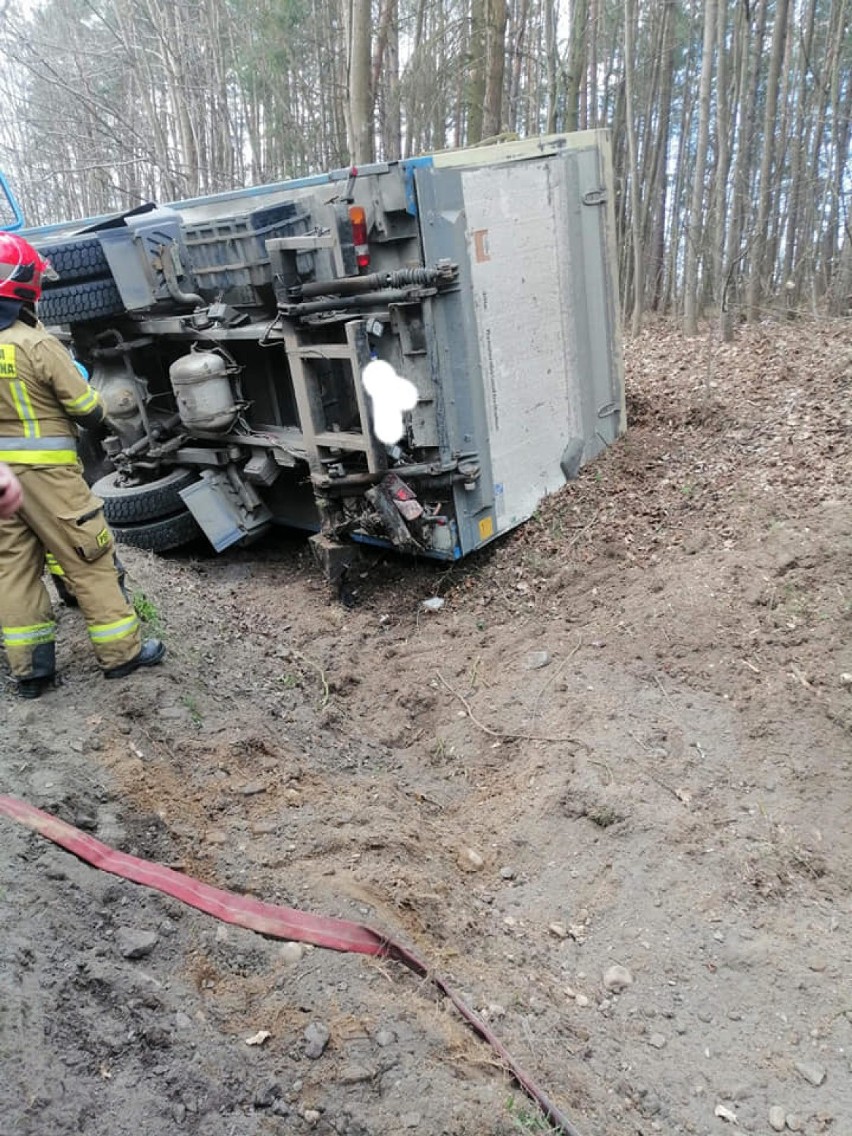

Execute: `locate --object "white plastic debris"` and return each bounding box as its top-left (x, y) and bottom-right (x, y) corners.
top-left (714, 1103), bottom-right (739, 1124)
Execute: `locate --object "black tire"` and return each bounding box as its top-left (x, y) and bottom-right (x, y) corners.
top-left (92, 468), bottom-right (198, 524)
top-left (111, 509), bottom-right (202, 553)
top-left (37, 236), bottom-right (110, 283)
top-left (78, 427), bottom-right (113, 487)
top-left (38, 279), bottom-right (125, 325)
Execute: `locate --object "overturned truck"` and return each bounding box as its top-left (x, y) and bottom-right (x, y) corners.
top-left (20, 131), bottom-right (625, 580)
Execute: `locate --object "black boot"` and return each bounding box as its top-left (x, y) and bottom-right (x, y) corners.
top-left (17, 674), bottom-right (55, 699)
top-left (104, 638), bottom-right (166, 680)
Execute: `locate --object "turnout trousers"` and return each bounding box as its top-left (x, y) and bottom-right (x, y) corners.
top-left (0, 464), bottom-right (141, 679)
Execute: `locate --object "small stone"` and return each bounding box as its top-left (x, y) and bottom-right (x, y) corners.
top-left (279, 942), bottom-right (305, 965)
top-left (785, 1114), bottom-right (803, 1132)
top-left (499, 866), bottom-right (516, 880)
top-left (648, 1033), bottom-right (667, 1049)
top-left (421, 597), bottom-right (444, 612)
top-left (603, 964), bottom-right (633, 993)
top-left (402, 1113), bottom-right (421, 1129)
top-left (794, 1060), bottom-right (826, 1086)
top-left (303, 1109), bottom-right (321, 1126)
top-left (458, 847), bottom-right (484, 872)
top-left (374, 1028), bottom-right (396, 1048)
top-left (304, 1021), bottom-right (330, 1059)
top-left (115, 928), bottom-right (158, 960)
top-left (239, 782), bottom-right (266, 796)
top-left (524, 650), bottom-right (551, 670)
top-left (549, 922), bottom-right (569, 939)
top-left (574, 994), bottom-right (590, 1008)
top-left (768, 1106), bottom-right (785, 1131)
top-left (254, 1082), bottom-right (282, 1109)
top-left (251, 820), bottom-right (280, 835)
top-left (339, 1064), bottom-right (376, 1085)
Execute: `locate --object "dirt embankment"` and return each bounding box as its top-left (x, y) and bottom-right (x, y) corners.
top-left (2, 318), bottom-right (851, 1136)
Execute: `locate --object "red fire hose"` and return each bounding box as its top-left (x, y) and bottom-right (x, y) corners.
top-left (0, 793), bottom-right (584, 1136)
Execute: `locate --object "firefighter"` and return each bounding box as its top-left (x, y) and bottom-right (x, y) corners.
top-left (0, 231), bottom-right (165, 698)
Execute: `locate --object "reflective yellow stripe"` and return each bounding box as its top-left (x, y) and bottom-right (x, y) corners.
top-left (3, 622), bottom-right (56, 646)
top-left (45, 553), bottom-right (66, 577)
top-left (10, 380), bottom-right (41, 438)
top-left (0, 449), bottom-right (78, 464)
top-left (64, 387), bottom-right (99, 415)
top-left (88, 615), bottom-right (139, 644)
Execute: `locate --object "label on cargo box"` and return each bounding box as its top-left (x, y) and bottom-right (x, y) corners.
top-left (472, 229), bottom-right (491, 263)
top-left (478, 516), bottom-right (494, 540)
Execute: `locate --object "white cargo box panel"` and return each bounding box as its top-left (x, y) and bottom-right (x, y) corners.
top-left (414, 131), bottom-right (624, 556)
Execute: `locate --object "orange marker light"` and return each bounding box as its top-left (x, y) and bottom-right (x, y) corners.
top-left (348, 205), bottom-right (370, 270)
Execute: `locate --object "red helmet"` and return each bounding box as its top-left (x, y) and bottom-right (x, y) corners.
top-left (0, 231), bottom-right (54, 303)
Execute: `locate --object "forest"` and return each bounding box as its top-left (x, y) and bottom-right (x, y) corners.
top-left (0, 0), bottom-right (850, 333)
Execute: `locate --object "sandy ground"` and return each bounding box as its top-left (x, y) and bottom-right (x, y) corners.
top-left (1, 319), bottom-right (850, 1136)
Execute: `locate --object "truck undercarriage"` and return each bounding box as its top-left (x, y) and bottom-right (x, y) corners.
top-left (18, 133), bottom-right (626, 578)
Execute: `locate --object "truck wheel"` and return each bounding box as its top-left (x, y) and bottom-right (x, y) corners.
top-left (36, 236), bottom-right (110, 283)
top-left (38, 279), bottom-right (124, 325)
top-left (92, 468), bottom-right (198, 524)
top-left (78, 428), bottom-right (113, 487)
top-left (111, 509), bottom-right (202, 553)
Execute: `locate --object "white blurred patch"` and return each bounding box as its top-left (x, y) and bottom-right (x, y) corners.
top-left (362, 359), bottom-right (418, 445)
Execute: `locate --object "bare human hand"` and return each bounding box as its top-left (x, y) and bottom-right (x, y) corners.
top-left (0, 463), bottom-right (23, 518)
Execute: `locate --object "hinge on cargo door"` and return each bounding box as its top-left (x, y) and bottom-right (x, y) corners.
top-left (583, 188), bottom-right (608, 206)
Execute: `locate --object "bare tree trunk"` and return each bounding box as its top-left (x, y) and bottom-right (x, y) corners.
top-left (385, 2), bottom-right (402, 159)
top-left (347, 0), bottom-right (374, 163)
top-left (587, 0), bottom-right (599, 128)
top-left (623, 0), bottom-right (643, 335)
top-left (543, 0), bottom-right (558, 132)
top-left (431, 2), bottom-right (449, 151)
top-left (829, 221), bottom-right (852, 315)
top-left (374, 0), bottom-right (401, 159)
top-left (483, 0), bottom-right (509, 137)
top-left (565, 0), bottom-right (588, 132)
top-left (820, 0), bottom-right (851, 302)
top-left (721, 0), bottom-right (767, 341)
top-left (745, 0), bottom-right (790, 321)
top-left (786, 1), bottom-right (817, 315)
top-left (711, 0), bottom-right (731, 306)
top-left (508, 0), bottom-right (529, 133)
top-left (647, 0), bottom-right (676, 310)
top-left (684, 0), bottom-right (716, 334)
top-left (467, 0), bottom-right (487, 143)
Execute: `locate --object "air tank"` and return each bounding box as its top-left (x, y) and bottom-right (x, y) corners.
top-left (170, 351), bottom-right (238, 433)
